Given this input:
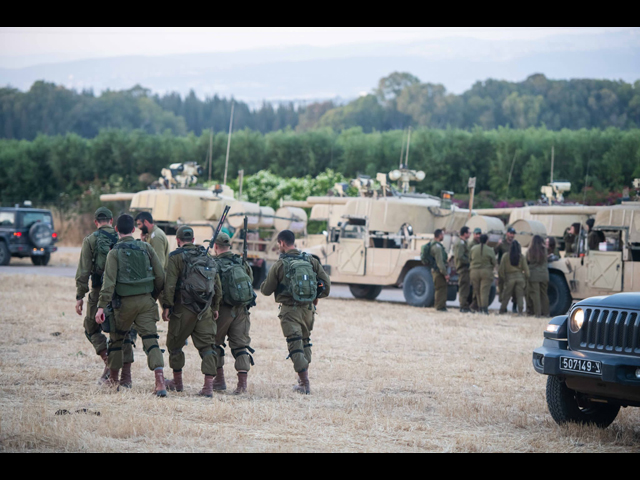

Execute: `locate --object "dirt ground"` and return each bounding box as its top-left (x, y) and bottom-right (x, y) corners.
top-left (0, 274), bottom-right (638, 453)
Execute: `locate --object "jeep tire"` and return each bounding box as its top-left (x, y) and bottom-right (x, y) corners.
top-left (349, 284), bottom-right (383, 301)
top-left (403, 267), bottom-right (435, 308)
top-left (31, 254), bottom-right (51, 266)
top-left (548, 272), bottom-right (573, 317)
top-left (546, 376), bottom-right (620, 429)
top-left (0, 241), bottom-right (10, 266)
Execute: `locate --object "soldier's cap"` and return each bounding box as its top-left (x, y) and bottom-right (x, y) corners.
top-left (507, 227), bottom-right (517, 234)
top-left (474, 228), bottom-right (482, 235)
top-left (176, 226), bottom-right (195, 241)
top-left (215, 232), bottom-right (231, 247)
top-left (94, 207), bottom-right (113, 221)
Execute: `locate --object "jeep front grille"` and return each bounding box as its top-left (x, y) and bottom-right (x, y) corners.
top-left (576, 308), bottom-right (640, 356)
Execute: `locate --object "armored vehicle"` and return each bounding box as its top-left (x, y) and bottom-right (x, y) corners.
top-left (0, 203), bottom-right (58, 266)
top-left (546, 202), bottom-right (640, 317)
top-left (533, 293), bottom-right (640, 428)
top-left (101, 164), bottom-right (313, 287)
top-left (302, 171), bottom-right (480, 307)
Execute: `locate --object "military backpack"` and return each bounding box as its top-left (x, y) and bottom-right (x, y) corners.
top-left (113, 242), bottom-right (156, 298)
top-left (280, 253), bottom-right (318, 304)
top-left (91, 229), bottom-right (118, 288)
top-left (177, 246), bottom-right (218, 317)
top-left (216, 255), bottom-right (255, 307)
top-left (421, 241), bottom-right (436, 268)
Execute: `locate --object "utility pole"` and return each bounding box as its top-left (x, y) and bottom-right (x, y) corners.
top-left (468, 177), bottom-right (477, 221)
top-left (224, 101), bottom-right (235, 186)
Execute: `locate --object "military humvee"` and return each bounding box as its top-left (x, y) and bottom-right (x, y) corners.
top-left (547, 202), bottom-right (640, 317)
top-left (301, 171), bottom-right (493, 307)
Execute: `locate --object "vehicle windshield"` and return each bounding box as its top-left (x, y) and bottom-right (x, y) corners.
top-left (0, 211), bottom-right (15, 227)
top-left (20, 212), bottom-right (53, 229)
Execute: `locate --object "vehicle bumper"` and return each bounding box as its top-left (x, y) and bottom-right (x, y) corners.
top-left (10, 245), bottom-right (57, 257)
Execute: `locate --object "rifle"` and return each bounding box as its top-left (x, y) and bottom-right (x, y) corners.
top-left (243, 216), bottom-right (248, 265)
top-left (206, 205), bottom-right (231, 255)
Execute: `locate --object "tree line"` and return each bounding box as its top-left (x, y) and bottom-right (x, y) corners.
top-left (1, 73), bottom-right (639, 141)
top-left (1, 127), bottom-right (638, 212)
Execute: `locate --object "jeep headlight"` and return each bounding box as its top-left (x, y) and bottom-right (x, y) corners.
top-left (570, 309), bottom-right (585, 333)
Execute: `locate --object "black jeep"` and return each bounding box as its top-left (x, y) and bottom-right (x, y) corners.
top-left (533, 293), bottom-right (640, 428)
top-left (0, 205), bottom-right (58, 266)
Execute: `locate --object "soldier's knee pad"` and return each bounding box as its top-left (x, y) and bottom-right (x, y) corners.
top-left (231, 346), bottom-right (255, 367)
top-left (286, 336), bottom-right (308, 372)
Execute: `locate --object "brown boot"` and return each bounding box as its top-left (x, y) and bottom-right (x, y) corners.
top-left (120, 363), bottom-right (132, 389)
top-left (199, 375), bottom-right (215, 398)
top-left (234, 372), bottom-right (248, 395)
top-left (165, 371), bottom-right (184, 393)
top-left (103, 369), bottom-right (120, 392)
top-left (293, 370), bottom-right (311, 395)
top-left (212, 367), bottom-right (226, 392)
top-left (154, 369), bottom-right (167, 398)
top-left (98, 350), bottom-right (110, 386)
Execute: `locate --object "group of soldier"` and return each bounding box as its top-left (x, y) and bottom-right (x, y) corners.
top-left (428, 226), bottom-right (556, 317)
top-left (75, 208), bottom-right (330, 398)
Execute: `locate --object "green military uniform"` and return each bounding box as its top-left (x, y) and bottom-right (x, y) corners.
top-left (495, 236), bottom-right (516, 307)
top-left (162, 243), bottom-right (221, 378)
top-left (76, 223), bottom-right (117, 357)
top-left (143, 225), bottom-right (170, 270)
top-left (527, 257), bottom-right (549, 317)
top-left (468, 230), bottom-right (482, 309)
top-left (454, 238), bottom-right (471, 311)
top-left (98, 236), bottom-right (165, 372)
top-left (470, 244), bottom-right (496, 313)
top-left (498, 254), bottom-right (530, 315)
top-left (260, 249), bottom-right (331, 375)
top-left (430, 241), bottom-right (448, 311)
top-left (215, 251), bottom-right (254, 373)
top-left (564, 231), bottom-right (577, 257)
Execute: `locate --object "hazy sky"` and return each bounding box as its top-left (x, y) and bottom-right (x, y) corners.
top-left (1, 27), bottom-right (637, 66)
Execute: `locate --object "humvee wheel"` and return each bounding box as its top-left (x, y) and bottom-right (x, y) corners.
top-left (548, 272), bottom-right (572, 317)
top-left (349, 285), bottom-right (383, 301)
top-left (0, 242), bottom-right (10, 266)
top-left (546, 376), bottom-right (620, 429)
top-left (403, 267), bottom-right (435, 308)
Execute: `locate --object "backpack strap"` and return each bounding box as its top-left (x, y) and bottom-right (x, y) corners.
top-left (95, 229), bottom-right (118, 245)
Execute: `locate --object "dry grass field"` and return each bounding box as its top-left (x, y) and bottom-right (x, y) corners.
top-left (1, 273), bottom-right (639, 453)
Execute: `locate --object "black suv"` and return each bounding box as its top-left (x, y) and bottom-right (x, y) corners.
top-left (533, 293), bottom-right (640, 428)
top-left (0, 206), bottom-right (58, 266)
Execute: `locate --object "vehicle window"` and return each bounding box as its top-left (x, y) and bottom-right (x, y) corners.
top-left (0, 212), bottom-right (15, 227)
top-left (20, 212), bottom-right (53, 229)
top-left (342, 225), bottom-right (365, 240)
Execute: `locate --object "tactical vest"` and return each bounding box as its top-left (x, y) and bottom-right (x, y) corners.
top-left (114, 242), bottom-right (155, 297)
top-left (216, 255), bottom-right (255, 307)
top-left (91, 229), bottom-right (118, 288)
top-left (177, 246), bottom-right (218, 317)
top-left (280, 253), bottom-right (318, 304)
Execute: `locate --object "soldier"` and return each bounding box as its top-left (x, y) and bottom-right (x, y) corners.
top-left (212, 233), bottom-right (256, 395)
top-left (454, 227), bottom-right (472, 313)
top-left (564, 223), bottom-right (581, 257)
top-left (426, 229), bottom-right (449, 312)
top-left (470, 234), bottom-right (497, 315)
top-left (75, 207), bottom-right (119, 384)
top-left (260, 230), bottom-right (331, 395)
top-left (135, 212), bottom-right (169, 269)
top-left (161, 226), bottom-right (222, 398)
top-left (95, 214), bottom-right (168, 397)
top-left (586, 219), bottom-right (604, 251)
top-left (495, 227), bottom-right (518, 312)
top-left (468, 228), bottom-right (483, 311)
top-left (527, 235), bottom-right (550, 318)
top-left (498, 240), bottom-right (529, 315)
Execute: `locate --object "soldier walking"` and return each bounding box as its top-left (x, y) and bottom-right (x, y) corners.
top-left (75, 207), bottom-right (119, 384)
top-left (95, 214), bottom-right (168, 397)
top-left (260, 230), bottom-right (331, 395)
top-left (161, 226), bottom-right (222, 398)
top-left (212, 233), bottom-right (256, 395)
top-left (454, 227), bottom-right (472, 313)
